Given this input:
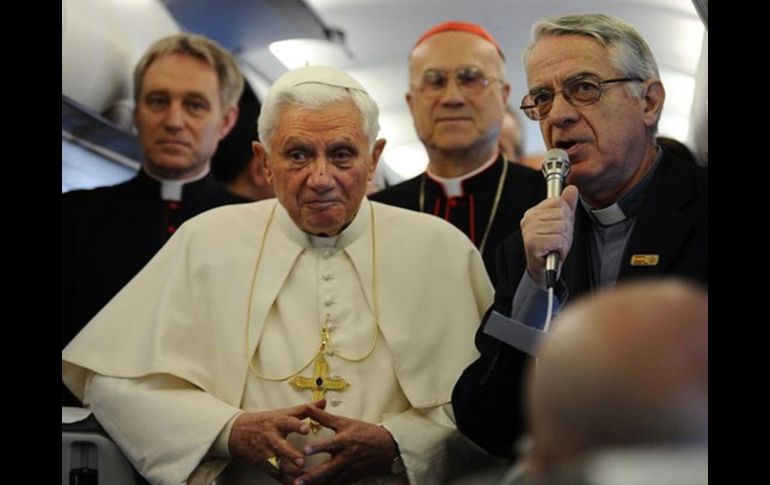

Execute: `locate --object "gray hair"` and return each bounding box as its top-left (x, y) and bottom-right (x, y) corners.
top-left (258, 83), bottom-right (380, 154)
top-left (133, 33), bottom-right (244, 110)
top-left (523, 13), bottom-right (659, 99)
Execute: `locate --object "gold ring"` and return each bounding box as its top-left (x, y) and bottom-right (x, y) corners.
top-left (267, 455), bottom-right (281, 471)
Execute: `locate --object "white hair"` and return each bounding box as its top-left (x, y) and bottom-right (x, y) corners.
top-left (258, 82), bottom-right (380, 153)
top-left (523, 13), bottom-right (660, 100)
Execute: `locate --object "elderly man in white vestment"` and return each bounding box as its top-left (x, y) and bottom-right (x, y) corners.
top-left (62, 65), bottom-right (505, 485)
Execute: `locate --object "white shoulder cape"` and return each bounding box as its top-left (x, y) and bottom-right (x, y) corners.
top-left (63, 199), bottom-right (493, 410)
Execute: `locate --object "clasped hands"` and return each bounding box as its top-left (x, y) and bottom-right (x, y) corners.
top-left (228, 399), bottom-right (399, 485)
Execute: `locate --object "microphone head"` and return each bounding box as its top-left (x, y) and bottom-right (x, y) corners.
top-left (541, 148), bottom-right (571, 180)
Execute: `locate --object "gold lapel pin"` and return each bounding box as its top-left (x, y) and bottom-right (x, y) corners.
top-left (630, 254), bottom-right (659, 266)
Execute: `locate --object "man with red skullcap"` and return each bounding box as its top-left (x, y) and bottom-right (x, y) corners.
top-left (371, 21), bottom-right (545, 286)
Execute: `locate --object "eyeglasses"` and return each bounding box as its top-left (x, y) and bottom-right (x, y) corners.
top-left (412, 66), bottom-right (503, 98)
top-left (519, 75), bottom-right (644, 121)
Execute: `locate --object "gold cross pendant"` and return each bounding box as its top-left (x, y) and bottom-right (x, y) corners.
top-left (289, 354), bottom-right (349, 433)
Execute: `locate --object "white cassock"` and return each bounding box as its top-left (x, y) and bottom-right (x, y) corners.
top-left (63, 198), bottom-right (503, 485)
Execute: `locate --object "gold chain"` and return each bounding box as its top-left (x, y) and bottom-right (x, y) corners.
top-left (245, 202), bottom-right (380, 382)
top-left (418, 156), bottom-right (508, 254)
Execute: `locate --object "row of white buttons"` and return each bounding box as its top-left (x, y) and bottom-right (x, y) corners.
top-left (320, 250), bottom-right (336, 308)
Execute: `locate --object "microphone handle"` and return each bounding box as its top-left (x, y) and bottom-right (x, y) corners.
top-left (544, 173), bottom-right (564, 288)
top-left (545, 253), bottom-right (559, 288)
top-left (546, 174), bottom-right (563, 199)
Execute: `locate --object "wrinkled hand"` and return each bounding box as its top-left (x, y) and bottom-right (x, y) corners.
top-left (293, 405), bottom-right (399, 485)
top-left (520, 185), bottom-right (579, 288)
top-left (228, 400), bottom-right (326, 484)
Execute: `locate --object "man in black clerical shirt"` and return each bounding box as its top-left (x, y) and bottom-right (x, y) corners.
top-left (452, 13), bottom-right (707, 460)
top-left (211, 84), bottom-right (275, 202)
top-left (370, 21), bottom-right (545, 285)
top-left (63, 33), bottom-right (249, 405)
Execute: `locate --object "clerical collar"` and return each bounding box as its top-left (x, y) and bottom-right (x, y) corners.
top-left (581, 147), bottom-right (663, 227)
top-left (426, 153), bottom-right (499, 198)
top-left (143, 165), bottom-right (211, 202)
top-left (309, 234), bottom-right (338, 248)
top-left (276, 197), bottom-right (370, 250)
top-left (584, 202), bottom-right (626, 226)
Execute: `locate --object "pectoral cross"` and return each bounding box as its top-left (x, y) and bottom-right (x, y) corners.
top-left (289, 321), bottom-right (349, 433)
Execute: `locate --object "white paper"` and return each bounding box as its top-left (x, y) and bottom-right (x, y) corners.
top-left (62, 406), bottom-right (92, 424)
top-left (483, 311), bottom-right (547, 356)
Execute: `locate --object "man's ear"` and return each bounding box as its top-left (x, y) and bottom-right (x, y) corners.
top-left (247, 155), bottom-right (263, 184)
top-left (500, 81), bottom-right (511, 105)
top-left (252, 142), bottom-right (272, 184)
top-left (369, 139), bottom-right (387, 180)
top-left (218, 106), bottom-right (239, 139)
top-left (405, 91), bottom-right (416, 117)
top-left (641, 80), bottom-right (665, 129)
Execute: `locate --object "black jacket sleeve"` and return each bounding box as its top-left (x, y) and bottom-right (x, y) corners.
top-left (451, 232), bottom-right (532, 458)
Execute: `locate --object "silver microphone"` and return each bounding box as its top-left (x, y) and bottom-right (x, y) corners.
top-left (541, 148), bottom-right (571, 288)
